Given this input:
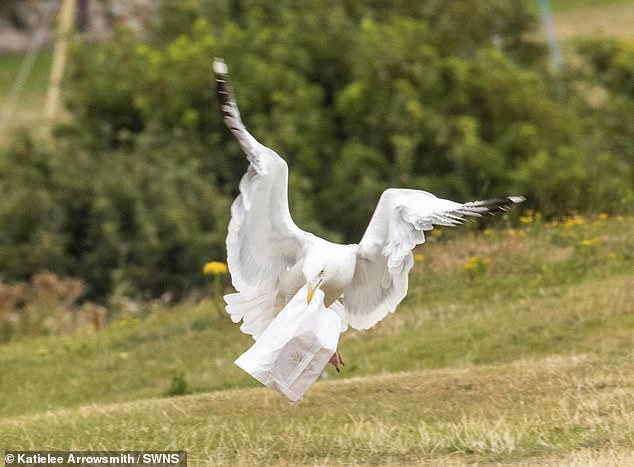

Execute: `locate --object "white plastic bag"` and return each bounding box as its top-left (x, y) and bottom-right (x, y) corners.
top-left (234, 285), bottom-right (341, 403)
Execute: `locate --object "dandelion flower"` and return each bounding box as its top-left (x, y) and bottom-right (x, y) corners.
top-left (464, 257), bottom-right (491, 271)
top-left (414, 253), bottom-right (425, 263)
top-left (203, 261), bottom-right (229, 275)
top-left (483, 229), bottom-right (493, 236)
top-left (519, 216), bottom-right (533, 224)
top-left (564, 215), bottom-right (586, 228)
top-left (578, 237), bottom-right (601, 247)
top-left (597, 213), bottom-right (609, 220)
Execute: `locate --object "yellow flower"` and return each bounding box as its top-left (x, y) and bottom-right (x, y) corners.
top-left (597, 213), bottom-right (609, 220)
top-left (577, 237), bottom-right (601, 247)
top-left (518, 230), bottom-right (526, 237)
top-left (414, 253), bottom-right (425, 263)
top-left (464, 257), bottom-right (491, 271)
top-left (507, 228), bottom-right (517, 237)
top-left (519, 216), bottom-right (533, 224)
top-left (483, 229), bottom-right (493, 236)
top-left (616, 215), bottom-right (624, 223)
top-left (431, 229), bottom-right (443, 238)
top-left (564, 215), bottom-right (586, 228)
top-left (203, 261), bottom-right (229, 275)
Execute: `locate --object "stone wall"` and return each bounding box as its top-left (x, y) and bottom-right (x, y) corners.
top-left (0, 0), bottom-right (159, 54)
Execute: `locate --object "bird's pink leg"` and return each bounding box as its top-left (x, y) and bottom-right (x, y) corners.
top-left (329, 349), bottom-right (344, 373)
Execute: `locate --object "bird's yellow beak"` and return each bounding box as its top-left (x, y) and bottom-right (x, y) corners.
top-left (307, 279), bottom-right (323, 304)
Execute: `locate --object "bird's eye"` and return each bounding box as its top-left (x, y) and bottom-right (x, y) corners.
top-left (319, 269), bottom-right (325, 278)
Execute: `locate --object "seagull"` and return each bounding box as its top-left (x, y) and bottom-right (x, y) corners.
top-left (215, 59), bottom-right (524, 372)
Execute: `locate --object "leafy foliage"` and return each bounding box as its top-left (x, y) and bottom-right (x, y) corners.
top-left (0, 131), bottom-right (228, 298)
top-left (0, 0), bottom-right (632, 298)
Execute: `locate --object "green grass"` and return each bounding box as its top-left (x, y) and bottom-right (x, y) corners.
top-left (2, 355), bottom-right (632, 465)
top-left (0, 49), bottom-right (52, 139)
top-left (549, 0), bottom-right (632, 12)
top-left (550, 0), bottom-right (634, 43)
top-left (0, 50), bottom-right (52, 98)
top-left (1, 216), bottom-right (632, 464)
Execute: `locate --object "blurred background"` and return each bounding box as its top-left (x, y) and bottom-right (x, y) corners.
top-left (0, 1), bottom-right (633, 463)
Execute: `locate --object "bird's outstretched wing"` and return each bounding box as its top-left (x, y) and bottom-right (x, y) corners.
top-left (343, 189), bottom-right (524, 330)
top-left (214, 59), bottom-right (307, 299)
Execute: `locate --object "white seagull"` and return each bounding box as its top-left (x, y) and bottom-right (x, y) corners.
top-left (215, 59), bottom-right (524, 371)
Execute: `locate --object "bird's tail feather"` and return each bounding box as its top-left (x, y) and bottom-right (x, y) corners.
top-left (224, 291), bottom-right (278, 340)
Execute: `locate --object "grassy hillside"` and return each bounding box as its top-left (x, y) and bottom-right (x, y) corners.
top-left (550, 0), bottom-right (632, 12)
top-left (2, 355), bottom-right (632, 465)
top-left (0, 51), bottom-right (52, 98)
top-left (0, 49), bottom-right (52, 139)
top-left (1, 215), bottom-right (632, 464)
top-left (553, 0), bottom-right (634, 39)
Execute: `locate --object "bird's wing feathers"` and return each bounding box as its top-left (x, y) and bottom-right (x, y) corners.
top-left (343, 189), bottom-right (523, 330)
top-left (215, 59), bottom-right (307, 299)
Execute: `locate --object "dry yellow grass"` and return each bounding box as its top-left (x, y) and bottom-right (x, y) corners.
top-left (554, 1), bottom-right (634, 39)
top-left (530, 449), bottom-right (634, 467)
top-left (1, 353), bottom-right (632, 465)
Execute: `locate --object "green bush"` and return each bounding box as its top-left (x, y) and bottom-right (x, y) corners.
top-left (576, 39), bottom-right (634, 211)
top-left (0, 131), bottom-right (229, 299)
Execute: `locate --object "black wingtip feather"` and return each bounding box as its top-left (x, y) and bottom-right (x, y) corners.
top-left (213, 57), bottom-right (235, 111)
top-left (469, 196), bottom-right (526, 215)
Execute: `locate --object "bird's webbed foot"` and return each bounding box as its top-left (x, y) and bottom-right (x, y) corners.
top-left (328, 350), bottom-right (344, 373)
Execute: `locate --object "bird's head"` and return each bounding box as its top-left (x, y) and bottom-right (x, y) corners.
top-left (302, 245), bottom-right (357, 304)
top-left (302, 254), bottom-right (333, 304)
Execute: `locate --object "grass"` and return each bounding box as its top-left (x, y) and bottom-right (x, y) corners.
top-left (0, 215), bottom-right (632, 465)
top-left (0, 49), bottom-right (52, 140)
top-left (0, 51), bottom-right (52, 98)
top-left (553, 0), bottom-right (634, 39)
top-left (1, 355), bottom-right (632, 465)
top-left (549, 0), bottom-right (633, 12)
